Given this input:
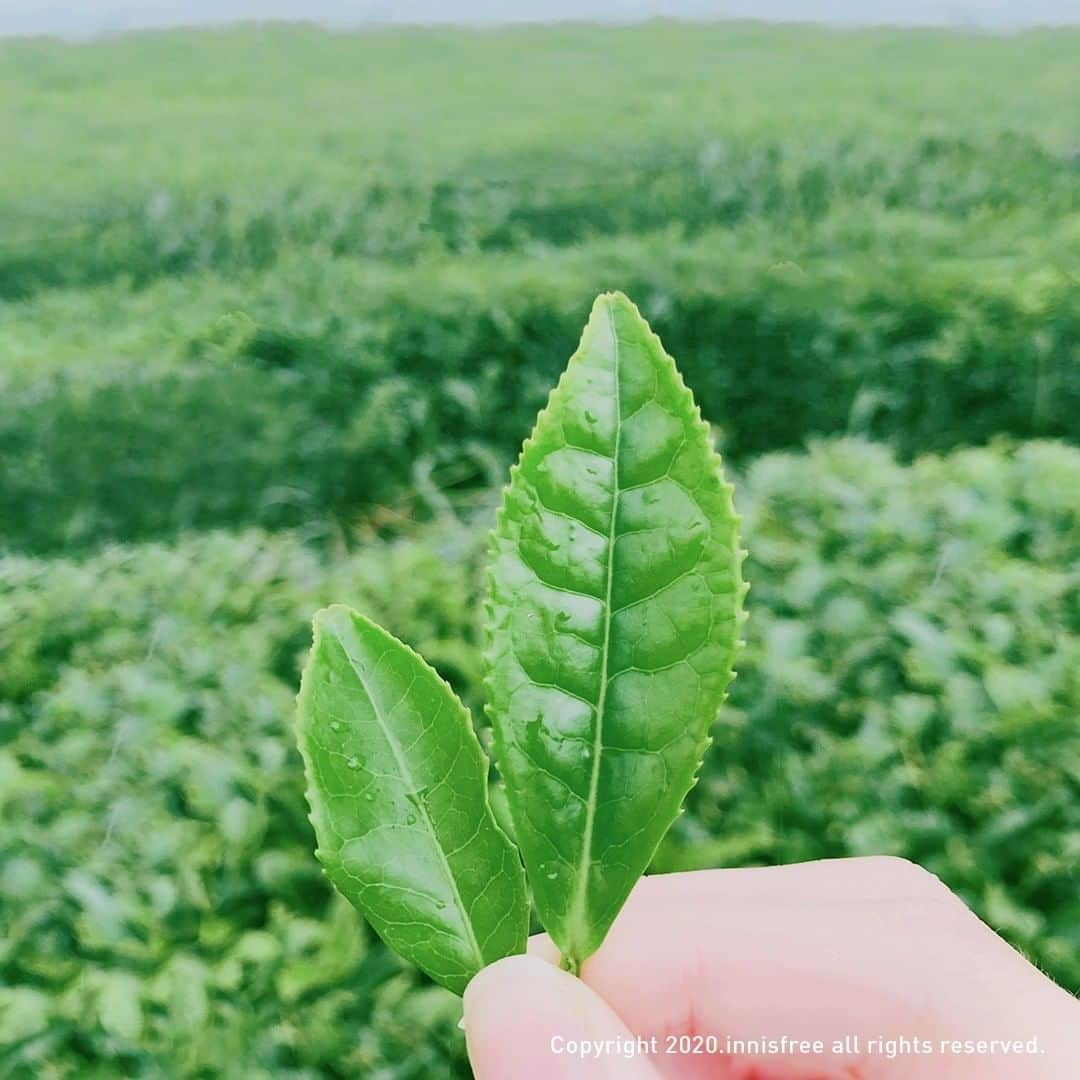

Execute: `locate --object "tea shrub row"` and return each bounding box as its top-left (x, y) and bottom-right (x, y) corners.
top-left (4, 227), bottom-right (1077, 553)
top-left (3, 129), bottom-right (1076, 302)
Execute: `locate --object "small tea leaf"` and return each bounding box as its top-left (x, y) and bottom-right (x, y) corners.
top-left (486, 292), bottom-right (746, 970)
top-left (296, 605), bottom-right (527, 994)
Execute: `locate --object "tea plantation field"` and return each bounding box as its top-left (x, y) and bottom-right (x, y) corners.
top-left (1, 18), bottom-right (1078, 1078)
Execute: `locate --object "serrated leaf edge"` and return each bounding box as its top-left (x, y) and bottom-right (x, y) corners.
top-left (481, 291), bottom-right (749, 967)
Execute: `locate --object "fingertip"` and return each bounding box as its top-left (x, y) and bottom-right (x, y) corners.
top-left (464, 952), bottom-right (560, 1016)
top-left (464, 955), bottom-right (574, 1078)
top-left (464, 954), bottom-right (657, 1079)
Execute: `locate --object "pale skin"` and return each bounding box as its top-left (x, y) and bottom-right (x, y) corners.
top-left (464, 858), bottom-right (1078, 1079)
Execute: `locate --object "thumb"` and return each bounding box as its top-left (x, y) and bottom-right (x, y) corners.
top-left (463, 954), bottom-right (660, 1079)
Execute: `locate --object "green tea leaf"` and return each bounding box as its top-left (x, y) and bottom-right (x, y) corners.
top-left (296, 605), bottom-right (527, 994)
top-left (485, 292), bottom-right (747, 970)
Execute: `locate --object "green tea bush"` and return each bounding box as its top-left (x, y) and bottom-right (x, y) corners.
top-left (4, 226), bottom-right (1077, 554)
top-left (2, 130), bottom-right (1075, 302)
top-left (2, 439), bottom-right (1076, 1077)
top-left (662, 438), bottom-right (1080, 986)
top-left (0, 528), bottom-right (480, 1078)
top-left (4, 22), bottom-right (1076, 556)
top-left (3, 20), bottom-right (1077, 303)
top-left (0, 364), bottom-right (346, 554)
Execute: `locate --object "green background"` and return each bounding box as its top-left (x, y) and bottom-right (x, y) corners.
top-left (1, 19), bottom-right (1078, 1077)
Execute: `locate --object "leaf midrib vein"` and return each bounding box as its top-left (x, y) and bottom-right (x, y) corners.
top-left (337, 633), bottom-right (484, 970)
top-left (567, 301), bottom-right (622, 960)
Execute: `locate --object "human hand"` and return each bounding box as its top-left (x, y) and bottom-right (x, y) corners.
top-left (464, 857), bottom-right (1077, 1078)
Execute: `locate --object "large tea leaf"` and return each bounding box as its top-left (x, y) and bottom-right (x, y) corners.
top-left (485, 292), bottom-right (747, 970)
top-left (296, 605), bottom-right (528, 994)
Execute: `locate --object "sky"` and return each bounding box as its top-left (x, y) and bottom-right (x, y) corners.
top-left (0, 1), bottom-right (1077, 38)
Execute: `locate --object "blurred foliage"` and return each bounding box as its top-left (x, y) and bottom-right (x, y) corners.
top-left (0, 128), bottom-right (1076, 304)
top-left (1, 18), bottom-right (1078, 1078)
top-left (1, 22), bottom-right (1078, 554)
top-left (3, 222), bottom-right (1078, 553)
top-left (1, 524), bottom-right (480, 1078)
top-left (3, 22), bottom-right (1077, 206)
top-left (2, 440), bottom-right (1078, 1076)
